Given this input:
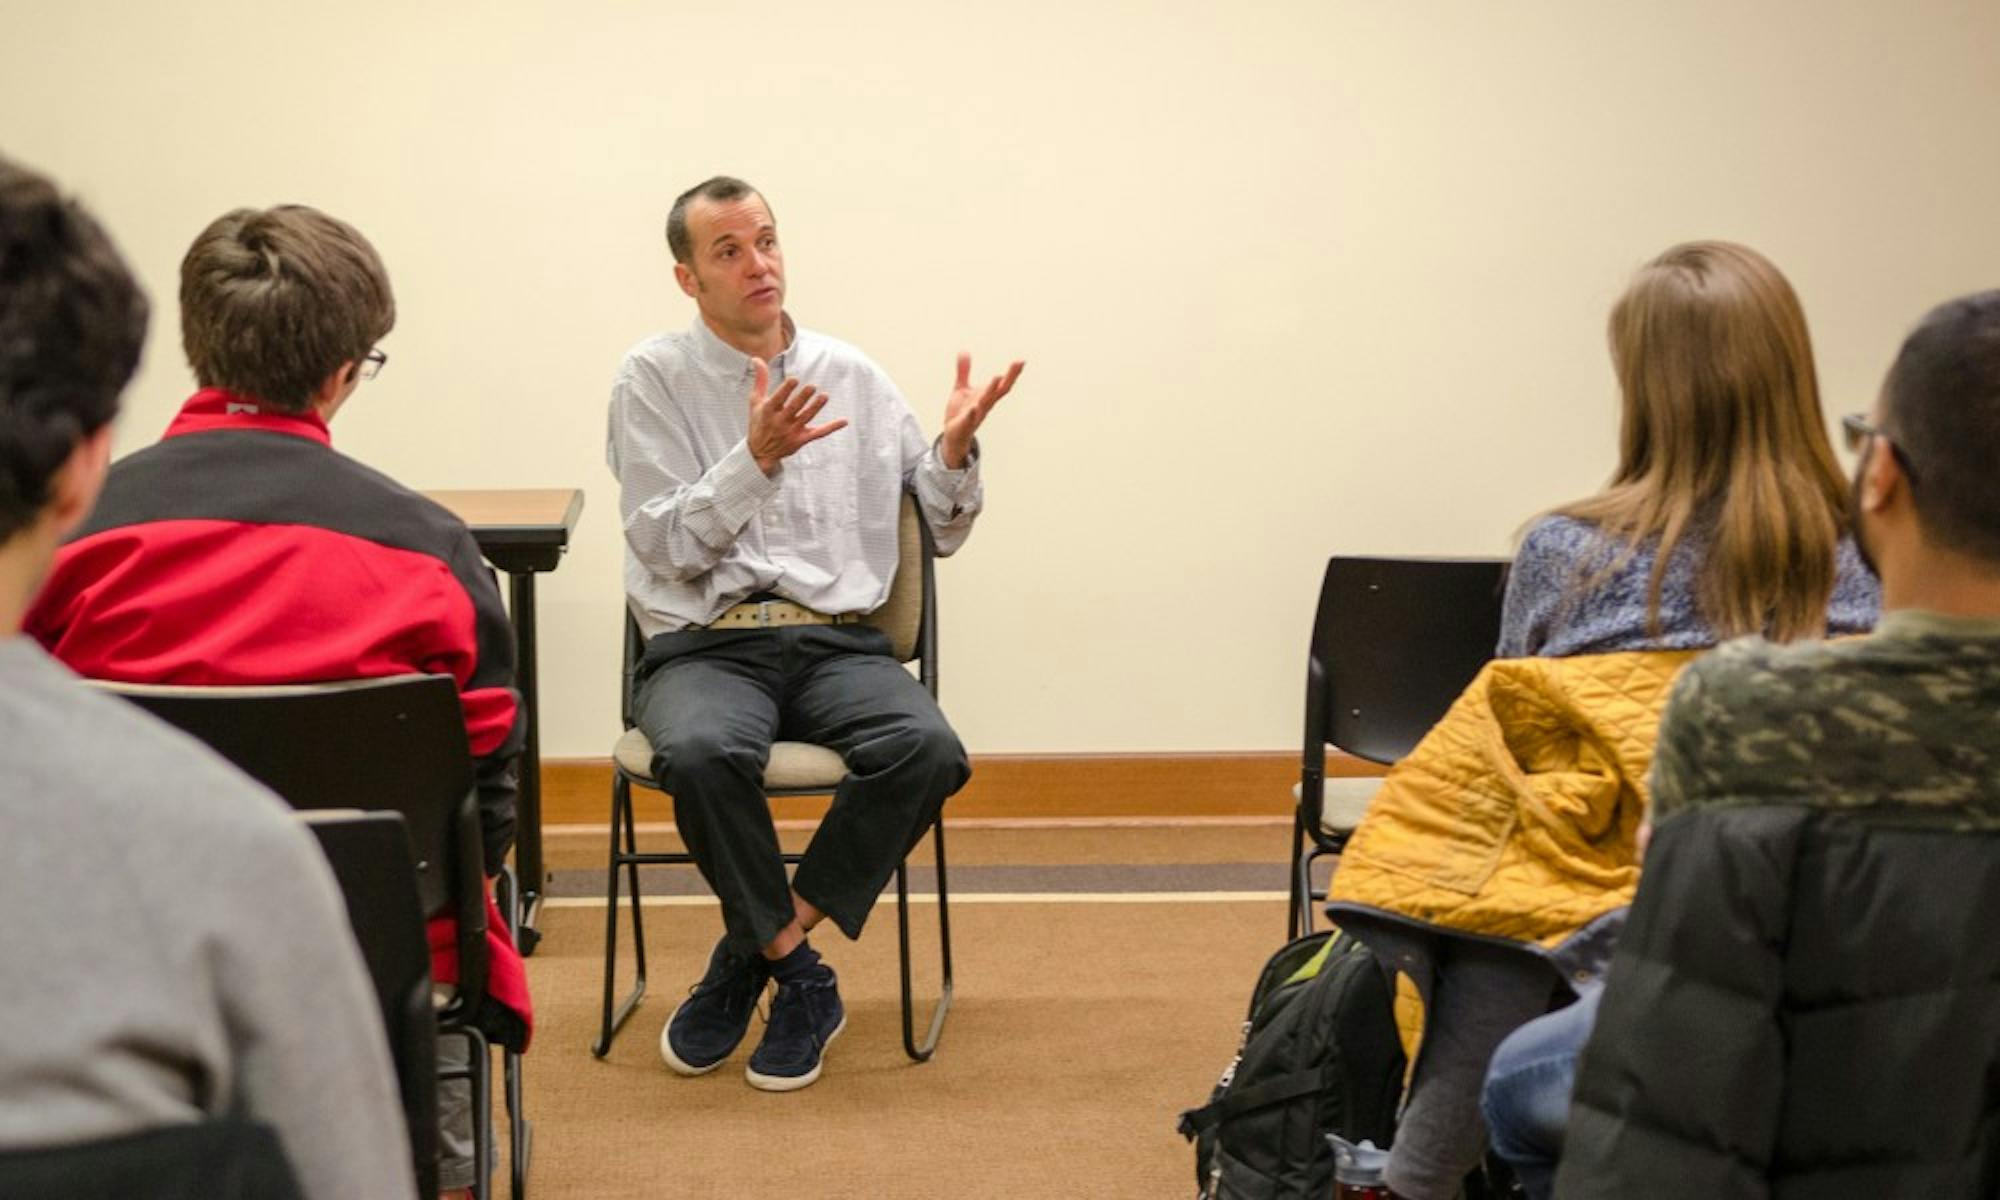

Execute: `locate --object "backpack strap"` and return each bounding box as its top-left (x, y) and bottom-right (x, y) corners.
top-left (1177, 1067), bottom-right (1325, 1138)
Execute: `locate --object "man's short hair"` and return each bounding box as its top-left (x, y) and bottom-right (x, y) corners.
top-left (1883, 289), bottom-right (2000, 565)
top-left (665, 176), bottom-right (765, 266)
top-left (0, 156), bottom-right (148, 542)
top-left (179, 206), bottom-right (394, 413)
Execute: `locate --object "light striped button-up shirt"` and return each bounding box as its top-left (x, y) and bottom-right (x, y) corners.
top-left (608, 315), bottom-right (982, 637)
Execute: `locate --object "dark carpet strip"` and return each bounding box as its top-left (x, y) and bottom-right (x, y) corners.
top-left (542, 860), bottom-right (1294, 899)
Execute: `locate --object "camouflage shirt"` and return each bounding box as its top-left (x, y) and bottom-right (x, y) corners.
top-left (1651, 609), bottom-right (2000, 832)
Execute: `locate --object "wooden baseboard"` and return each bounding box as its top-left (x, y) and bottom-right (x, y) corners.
top-left (537, 751), bottom-right (1385, 825)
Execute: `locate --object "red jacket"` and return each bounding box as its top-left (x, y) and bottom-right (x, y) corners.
top-left (27, 388), bottom-right (532, 1046)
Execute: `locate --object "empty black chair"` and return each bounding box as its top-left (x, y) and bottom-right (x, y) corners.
top-left (1291, 557), bottom-right (1510, 936)
top-left (99, 674), bottom-right (528, 1200)
top-left (297, 809), bottom-right (441, 1197)
top-left (597, 493), bottom-right (953, 1062)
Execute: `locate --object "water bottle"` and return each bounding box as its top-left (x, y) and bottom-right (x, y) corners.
top-left (1329, 1135), bottom-right (1391, 1199)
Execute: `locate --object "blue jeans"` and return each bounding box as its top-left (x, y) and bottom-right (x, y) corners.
top-left (1480, 983), bottom-right (1603, 1200)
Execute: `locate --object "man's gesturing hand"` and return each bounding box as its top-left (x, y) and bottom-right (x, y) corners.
top-left (940, 353), bottom-right (1025, 470)
top-left (747, 357), bottom-right (847, 476)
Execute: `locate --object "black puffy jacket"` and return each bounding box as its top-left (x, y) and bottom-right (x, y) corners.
top-left (1556, 623), bottom-right (2000, 1199)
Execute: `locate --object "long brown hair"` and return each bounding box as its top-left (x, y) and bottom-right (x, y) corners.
top-left (1558, 241), bottom-right (1848, 643)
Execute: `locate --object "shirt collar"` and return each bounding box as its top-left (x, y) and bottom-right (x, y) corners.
top-left (688, 313), bottom-right (800, 378)
top-left (162, 388), bottom-right (332, 446)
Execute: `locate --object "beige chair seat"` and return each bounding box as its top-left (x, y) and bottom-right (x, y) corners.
top-left (1294, 775), bottom-right (1385, 835)
top-left (614, 727), bottom-right (849, 791)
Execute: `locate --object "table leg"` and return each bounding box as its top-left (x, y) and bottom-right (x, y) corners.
top-left (508, 570), bottom-right (545, 954)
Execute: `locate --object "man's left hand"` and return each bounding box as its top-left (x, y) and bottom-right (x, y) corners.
top-left (940, 353), bottom-right (1025, 469)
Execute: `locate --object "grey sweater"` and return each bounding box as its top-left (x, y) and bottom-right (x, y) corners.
top-left (0, 637), bottom-right (416, 1200)
top-left (1498, 514), bottom-right (1881, 657)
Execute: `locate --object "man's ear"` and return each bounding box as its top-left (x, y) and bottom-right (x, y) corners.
top-left (674, 261), bottom-right (699, 298)
top-left (1859, 437), bottom-right (1906, 514)
top-left (47, 425), bottom-right (114, 540)
top-left (307, 362), bottom-right (359, 420)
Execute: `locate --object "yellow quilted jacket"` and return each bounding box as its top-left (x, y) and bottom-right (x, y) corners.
top-left (1327, 650), bottom-right (1697, 951)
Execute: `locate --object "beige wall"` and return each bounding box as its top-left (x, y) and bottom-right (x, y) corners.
top-left (5, 1), bottom-right (1997, 756)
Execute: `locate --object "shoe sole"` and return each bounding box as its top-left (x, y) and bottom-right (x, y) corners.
top-left (658, 997), bottom-right (734, 1077)
top-left (744, 1015), bottom-right (847, 1093)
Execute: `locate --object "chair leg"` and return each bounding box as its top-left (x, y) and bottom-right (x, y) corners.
top-left (437, 1024), bottom-right (492, 1200)
top-left (1296, 836), bottom-right (1346, 938)
top-left (471, 1030), bottom-right (491, 1200)
top-left (594, 775), bottom-right (650, 1057)
top-left (1289, 810), bottom-right (1314, 939)
top-left (505, 1047), bottom-right (529, 1200)
top-left (490, 864), bottom-right (531, 1197)
top-left (899, 820), bottom-right (953, 1063)
top-left (624, 784), bottom-right (649, 990)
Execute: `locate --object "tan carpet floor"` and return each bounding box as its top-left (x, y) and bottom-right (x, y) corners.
top-left (507, 824), bottom-right (1294, 1199)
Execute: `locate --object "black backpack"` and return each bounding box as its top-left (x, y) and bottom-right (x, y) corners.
top-left (1178, 929), bottom-right (1406, 1200)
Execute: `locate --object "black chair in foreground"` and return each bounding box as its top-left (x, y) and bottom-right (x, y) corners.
top-left (0, 1119), bottom-right (305, 1200)
top-left (1291, 556), bottom-right (1510, 937)
top-left (99, 674), bottom-right (528, 1200)
top-left (596, 492), bottom-right (954, 1062)
top-left (297, 809), bottom-right (442, 1198)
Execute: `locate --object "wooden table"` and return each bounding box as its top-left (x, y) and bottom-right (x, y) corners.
top-left (426, 488), bottom-right (584, 951)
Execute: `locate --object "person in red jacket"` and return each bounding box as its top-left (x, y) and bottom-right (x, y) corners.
top-left (24, 203), bottom-right (527, 1200)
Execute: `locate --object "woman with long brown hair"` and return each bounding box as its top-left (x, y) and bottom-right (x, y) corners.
top-left (1498, 239), bottom-right (1877, 660)
top-left (1352, 241), bottom-right (1879, 1200)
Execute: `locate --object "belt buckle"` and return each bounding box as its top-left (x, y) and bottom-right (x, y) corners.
top-left (756, 599), bottom-right (777, 628)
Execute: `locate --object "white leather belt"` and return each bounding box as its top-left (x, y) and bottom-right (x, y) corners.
top-left (708, 598), bottom-right (861, 630)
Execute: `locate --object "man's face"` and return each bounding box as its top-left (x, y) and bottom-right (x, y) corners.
top-left (675, 193), bottom-right (785, 334)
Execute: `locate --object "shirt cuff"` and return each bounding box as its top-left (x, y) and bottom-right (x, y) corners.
top-left (714, 439), bottom-right (782, 527)
top-left (927, 436), bottom-right (980, 500)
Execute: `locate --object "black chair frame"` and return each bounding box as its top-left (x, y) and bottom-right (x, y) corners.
top-left (1290, 557), bottom-right (1510, 937)
top-left (297, 809), bottom-right (442, 1197)
top-left (594, 506), bottom-right (954, 1063)
top-left (0, 1119), bottom-right (307, 1200)
top-left (104, 675), bottom-right (530, 1200)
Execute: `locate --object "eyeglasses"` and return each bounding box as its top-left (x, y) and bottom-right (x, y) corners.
top-left (1841, 413), bottom-right (1918, 484)
top-left (1840, 413), bottom-right (1880, 455)
top-left (359, 348), bottom-right (388, 381)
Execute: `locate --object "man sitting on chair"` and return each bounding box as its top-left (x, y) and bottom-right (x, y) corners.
top-left (23, 201), bottom-right (526, 1200)
top-left (0, 154), bottom-right (415, 1200)
top-left (607, 175), bottom-right (1023, 1091)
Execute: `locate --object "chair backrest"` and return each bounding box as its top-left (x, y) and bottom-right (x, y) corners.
top-left (297, 809), bottom-right (440, 1198)
top-left (98, 674), bottom-right (475, 920)
top-left (1306, 556), bottom-right (1510, 766)
top-left (862, 492), bottom-right (934, 662)
top-left (0, 1119), bottom-right (305, 1200)
top-left (621, 492), bottom-right (938, 726)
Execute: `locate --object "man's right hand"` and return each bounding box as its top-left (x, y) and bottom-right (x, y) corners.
top-left (746, 357), bottom-right (847, 476)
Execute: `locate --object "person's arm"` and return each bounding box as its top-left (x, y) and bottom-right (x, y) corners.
top-left (455, 549), bottom-right (523, 875)
top-left (609, 356), bottom-right (844, 581)
top-left (1553, 668), bottom-right (1796, 1200)
top-left (214, 816), bottom-right (420, 1200)
top-left (900, 353), bottom-right (1023, 556)
top-left (902, 410), bottom-right (981, 556)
